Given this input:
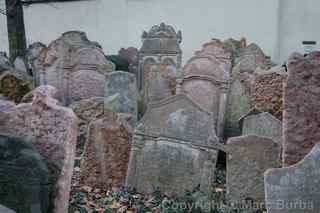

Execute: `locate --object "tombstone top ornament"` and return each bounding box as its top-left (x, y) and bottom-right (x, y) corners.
top-left (140, 23), bottom-right (182, 54)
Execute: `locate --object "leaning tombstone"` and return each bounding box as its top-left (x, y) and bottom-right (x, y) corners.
top-left (126, 94), bottom-right (219, 196)
top-left (265, 143), bottom-right (320, 213)
top-left (226, 135), bottom-right (281, 209)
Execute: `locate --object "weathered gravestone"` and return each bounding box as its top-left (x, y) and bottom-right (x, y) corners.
top-left (0, 205), bottom-right (16, 213)
top-left (126, 94), bottom-right (219, 196)
top-left (138, 23), bottom-right (182, 109)
top-left (239, 110), bottom-right (282, 145)
top-left (34, 31), bottom-right (115, 105)
top-left (104, 71), bottom-right (138, 126)
top-left (180, 40), bottom-right (231, 137)
top-left (283, 52), bottom-right (320, 166)
top-left (265, 143), bottom-right (320, 213)
top-left (0, 135), bottom-right (51, 213)
top-left (226, 135), bottom-right (281, 208)
top-left (80, 110), bottom-right (133, 188)
top-left (70, 97), bottom-right (104, 152)
top-left (0, 86), bottom-right (78, 213)
top-left (233, 43), bottom-right (269, 74)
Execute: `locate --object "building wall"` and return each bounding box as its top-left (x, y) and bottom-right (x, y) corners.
top-left (0, 0), bottom-right (319, 64)
top-left (278, 0), bottom-right (320, 62)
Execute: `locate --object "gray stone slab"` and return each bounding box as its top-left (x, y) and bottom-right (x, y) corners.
top-left (240, 110), bottom-right (282, 145)
top-left (104, 71), bottom-right (138, 126)
top-left (227, 135), bottom-right (281, 206)
top-left (265, 143), bottom-right (320, 213)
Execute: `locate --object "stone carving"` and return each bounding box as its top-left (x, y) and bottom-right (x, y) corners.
top-left (283, 52), bottom-right (320, 166)
top-left (34, 31), bottom-right (115, 105)
top-left (180, 40), bottom-right (231, 137)
top-left (0, 86), bottom-right (78, 213)
top-left (80, 110), bottom-right (133, 188)
top-left (138, 23), bottom-right (182, 94)
top-left (126, 94), bottom-right (219, 196)
top-left (265, 143), bottom-right (320, 213)
top-left (70, 97), bottom-right (104, 153)
top-left (239, 109), bottom-right (282, 145)
top-left (226, 135), bottom-right (281, 207)
top-left (0, 135), bottom-right (51, 213)
top-left (104, 71), bottom-right (138, 126)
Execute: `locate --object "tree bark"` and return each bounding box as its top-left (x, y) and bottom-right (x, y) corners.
top-left (5, 0), bottom-right (27, 62)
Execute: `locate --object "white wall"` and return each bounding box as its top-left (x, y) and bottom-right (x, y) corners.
top-left (127, 0), bottom-right (279, 63)
top-left (278, 0), bottom-right (320, 62)
top-left (1, 0), bottom-right (320, 64)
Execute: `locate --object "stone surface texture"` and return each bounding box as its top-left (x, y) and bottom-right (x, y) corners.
top-left (126, 94), bottom-right (219, 196)
top-left (265, 143), bottom-right (320, 213)
top-left (240, 110), bottom-right (282, 145)
top-left (70, 97), bottom-right (104, 152)
top-left (80, 110), bottom-right (133, 188)
top-left (0, 85), bottom-right (78, 213)
top-left (283, 52), bottom-right (320, 166)
top-left (138, 23), bottom-right (182, 96)
top-left (181, 39), bottom-right (231, 136)
top-left (105, 71), bottom-right (138, 126)
top-left (0, 135), bottom-right (51, 213)
top-left (226, 135), bottom-right (280, 206)
top-left (33, 31), bottom-right (115, 105)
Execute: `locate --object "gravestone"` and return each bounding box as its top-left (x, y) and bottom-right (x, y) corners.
top-left (104, 71), bottom-right (138, 126)
top-left (70, 97), bottom-right (104, 152)
top-left (283, 52), bottom-right (320, 166)
top-left (35, 31), bottom-right (115, 105)
top-left (226, 135), bottom-right (280, 207)
top-left (126, 94), bottom-right (219, 196)
top-left (0, 86), bottom-right (78, 213)
top-left (80, 110), bottom-right (133, 188)
top-left (265, 143), bottom-right (320, 213)
top-left (233, 43), bottom-right (269, 74)
top-left (224, 78), bottom-right (251, 137)
top-left (240, 110), bottom-right (282, 145)
top-left (0, 135), bottom-right (51, 213)
top-left (138, 23), bottom-right (182, 98)
top-left (180, 40), bottom-right (231, 137)
top-left (26, 42), bottom-right (47, 86)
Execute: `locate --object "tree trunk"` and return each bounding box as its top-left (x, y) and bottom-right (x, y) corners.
top-left (5, 0), bottom-right (27, 62)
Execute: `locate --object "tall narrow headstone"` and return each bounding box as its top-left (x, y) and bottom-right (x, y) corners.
top-left (283, 52), bottom-right (320, 166)
top-left (104, 71), bottom-right (138, 126)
